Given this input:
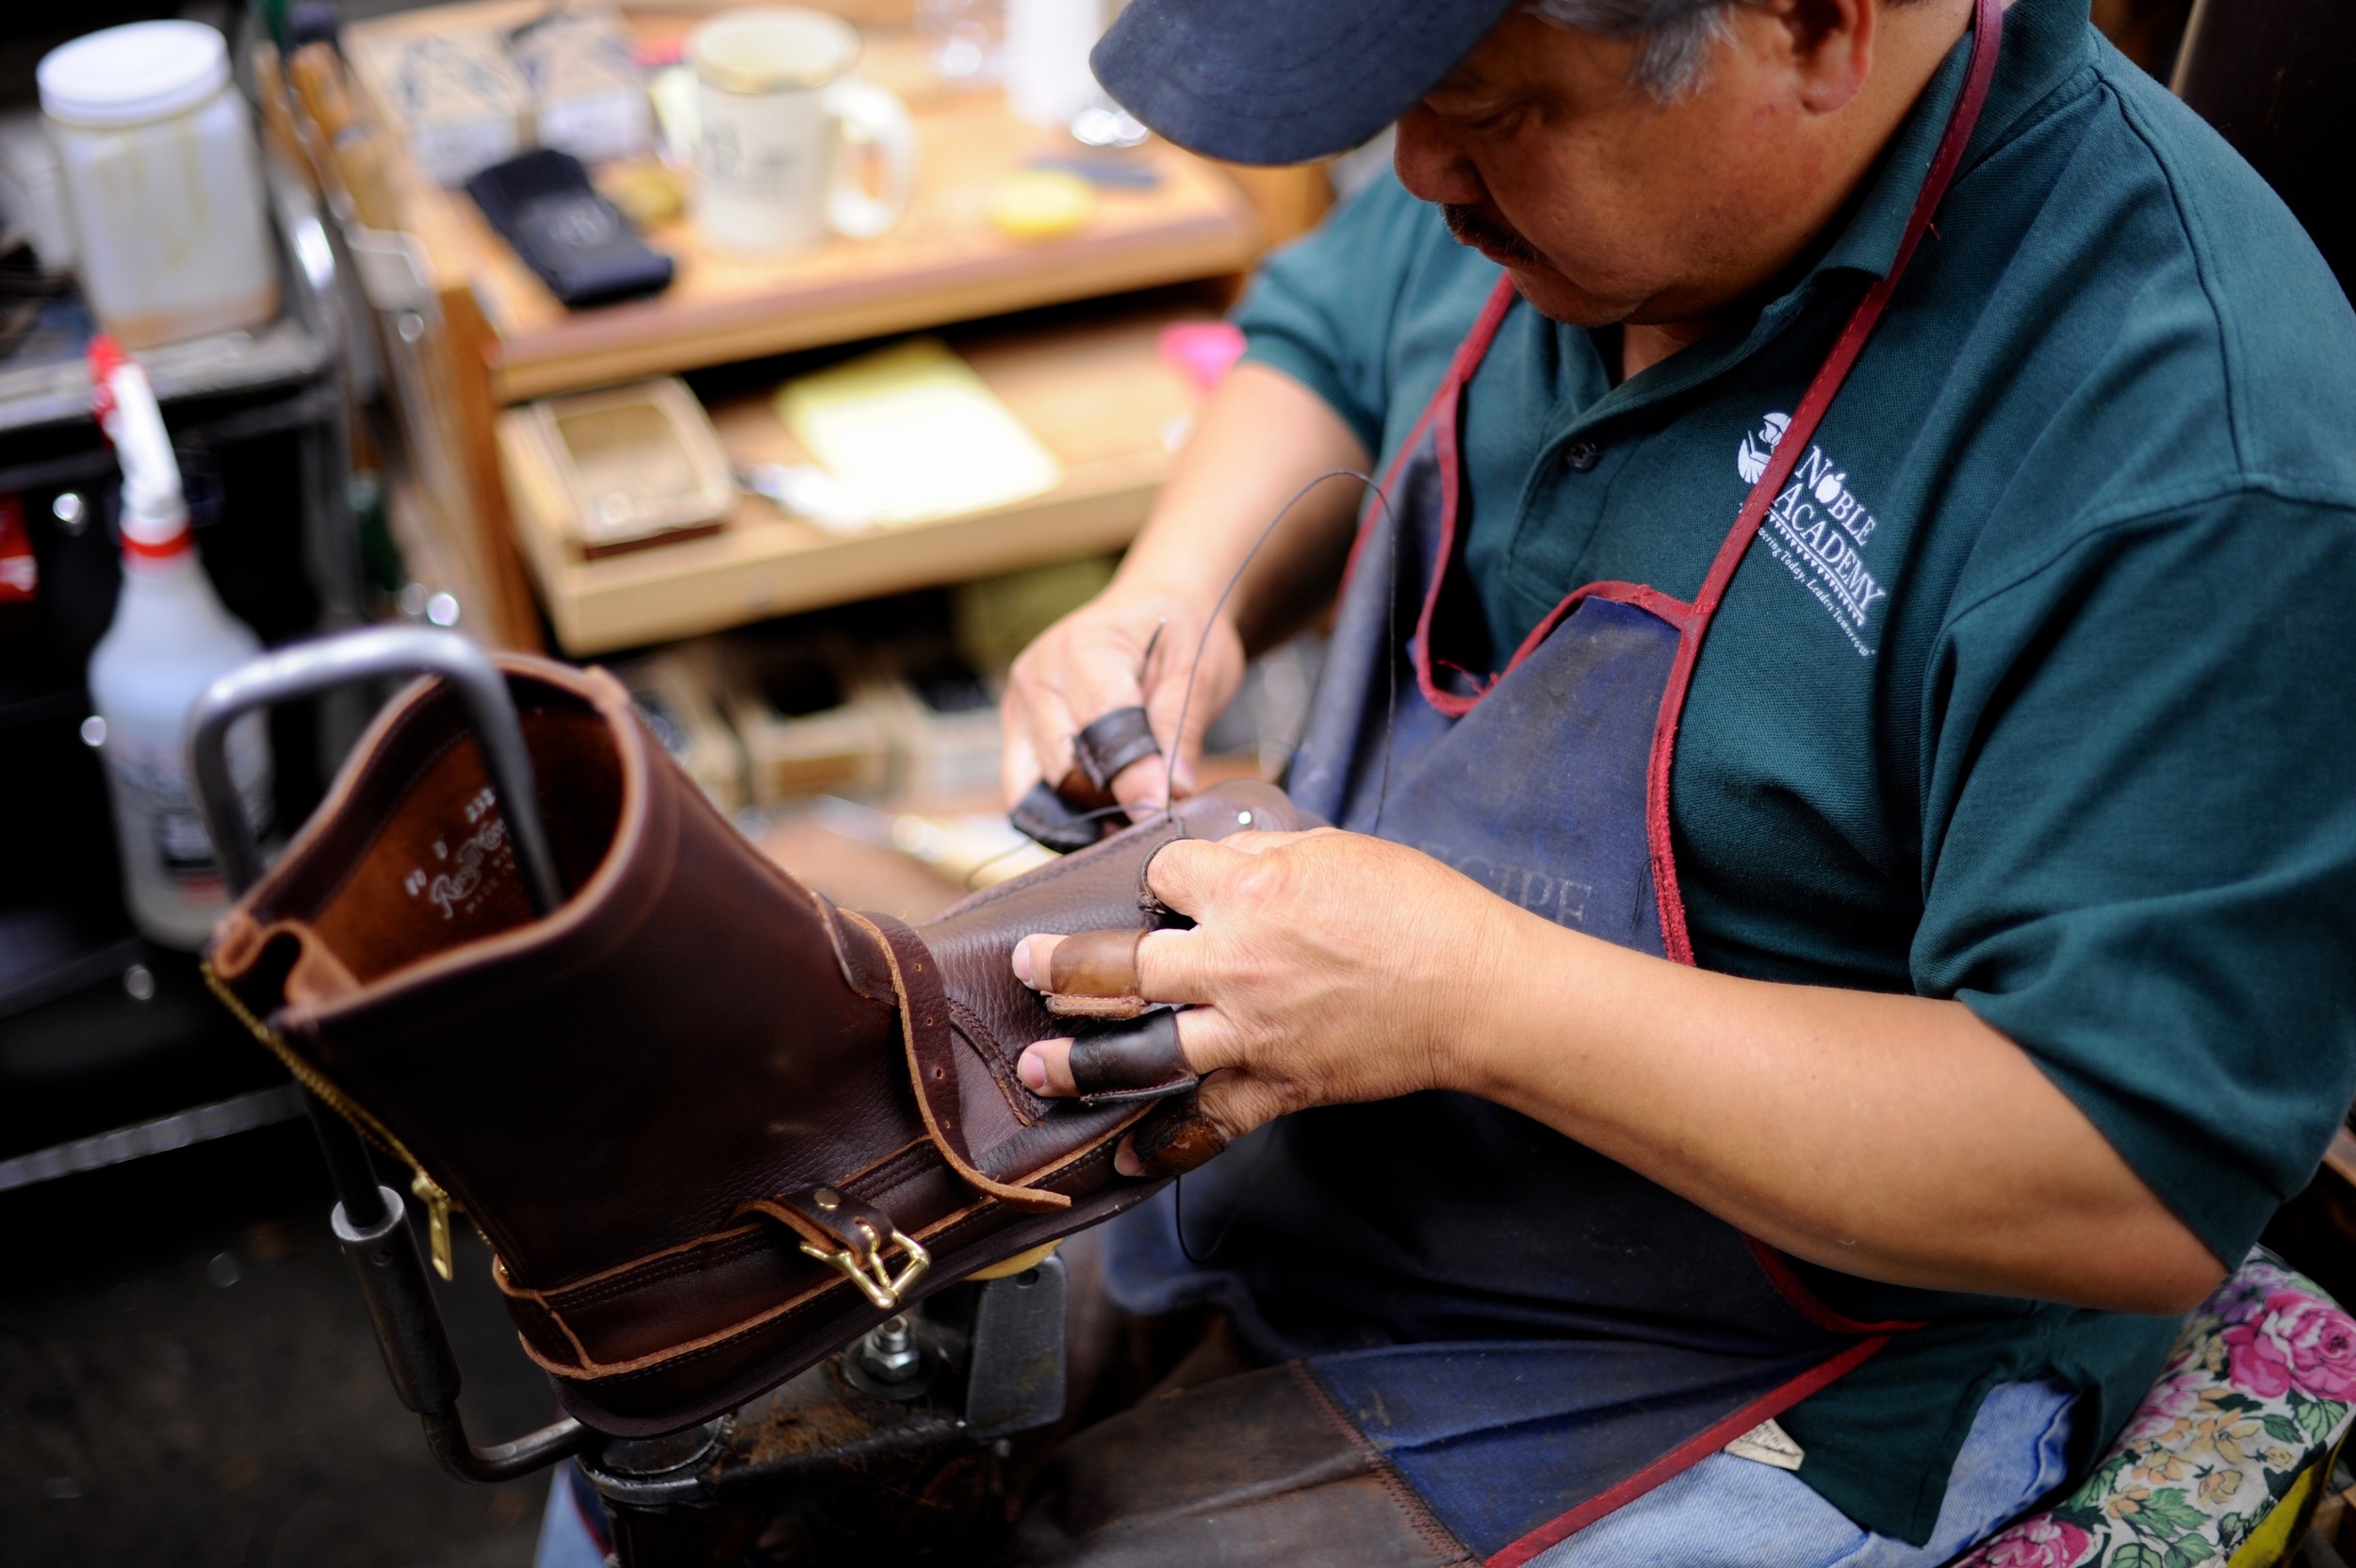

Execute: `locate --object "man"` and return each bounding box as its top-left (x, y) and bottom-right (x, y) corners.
top-left (988, 0), bottom-right (2356, 1562)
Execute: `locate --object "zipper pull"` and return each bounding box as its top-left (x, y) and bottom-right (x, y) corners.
top-left (410, 1168), bottom-right (455, 1282)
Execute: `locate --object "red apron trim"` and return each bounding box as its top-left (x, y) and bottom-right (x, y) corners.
top-left (1743, 1236), bottom-right (1929, 1336)
top-left (1504, 580), bottom-right (1701, 672)
top-left (1412, 276), bottom-right (1522, 719)
top-left (1339, 277), bottom-right (1523, 610)
top-left (1645, 0), bottom-right (2006, 963)
top-left (1483, 1332), bottom-right (1899, 1568)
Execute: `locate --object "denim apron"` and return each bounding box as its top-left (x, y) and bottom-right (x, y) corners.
top-left (1108, 3), bottom-right (2005, 1560)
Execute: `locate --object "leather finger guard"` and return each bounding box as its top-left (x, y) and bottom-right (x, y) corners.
top-left (1011, 780), bottom-right (1108, 855)
top-left (1068, 1008), bottom-right (1196, 1105)
top-left (1044, 927), bottom-right (1148, 1020)
top-left (1125, 1087), bottom-right (1228, 1176)
top-left (1071, 705), bottom-right (1161, 794)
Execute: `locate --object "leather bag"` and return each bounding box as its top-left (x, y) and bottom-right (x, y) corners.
top-left (204, 655), bottom-right (1295, 1435)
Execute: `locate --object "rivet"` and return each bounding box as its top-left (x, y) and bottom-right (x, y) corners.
top-left (814, 1188), bottom-right (841, 1211)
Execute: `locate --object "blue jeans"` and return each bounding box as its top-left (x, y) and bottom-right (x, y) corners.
top-left (1533, 1380), bottom-right (2075, 1568)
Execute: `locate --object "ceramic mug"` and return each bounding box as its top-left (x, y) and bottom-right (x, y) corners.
top-left (687, 8), bottom-right (916, 256)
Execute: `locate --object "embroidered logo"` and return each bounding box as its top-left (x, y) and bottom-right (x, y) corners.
top-left (1738, 411), bottom-right (1888, 658)
top-left (1737, 413), bottom-right (1791, 484)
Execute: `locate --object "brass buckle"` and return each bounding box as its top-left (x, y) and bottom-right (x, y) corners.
top-left (800, 1222), bottom-right (931, 1311)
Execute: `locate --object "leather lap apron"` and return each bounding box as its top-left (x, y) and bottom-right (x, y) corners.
top-left (1138, 5), bottom-right (2006, 1562)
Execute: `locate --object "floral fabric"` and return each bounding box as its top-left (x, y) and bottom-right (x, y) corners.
top-left (1953, 1252), bottom-right (2355, 1568)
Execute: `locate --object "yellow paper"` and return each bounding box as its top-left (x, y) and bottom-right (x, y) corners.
top-left (774, 339), bottom-right (1062, 528)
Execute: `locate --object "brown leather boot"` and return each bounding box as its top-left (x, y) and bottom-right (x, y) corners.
top-left (204, 655), bottom-right (1297, 1435)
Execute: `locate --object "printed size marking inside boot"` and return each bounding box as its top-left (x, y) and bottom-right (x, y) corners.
top-left (401, 786), bottom-right (517, 922)
top-left (303, 709), bottom-right (619, 986)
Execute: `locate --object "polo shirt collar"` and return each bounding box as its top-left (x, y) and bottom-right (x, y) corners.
top-left (1818, 0), bottom-right (2095, 284)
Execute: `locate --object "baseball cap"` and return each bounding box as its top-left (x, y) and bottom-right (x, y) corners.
top-left (1090, 0), bottom-right (1523, 167)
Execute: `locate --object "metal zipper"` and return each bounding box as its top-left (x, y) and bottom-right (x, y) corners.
top-left (202, 962), bottom-right (465, 1280)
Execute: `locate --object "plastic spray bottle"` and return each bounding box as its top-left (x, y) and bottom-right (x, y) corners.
top-left (84, 335), bottom-right (270, 949)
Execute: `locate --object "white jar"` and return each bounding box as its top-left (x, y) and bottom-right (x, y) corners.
top-left (39, 22), bottom-right (280, 350)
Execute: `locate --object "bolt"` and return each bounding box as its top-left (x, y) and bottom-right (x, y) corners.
top-left (858, 1315), bottom-right (923, 1382)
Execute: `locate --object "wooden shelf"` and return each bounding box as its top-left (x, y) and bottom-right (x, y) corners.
top-left (501, 298), bottom-right (1209, 654)
top-left (343, 2), bottom-right (1265, 404)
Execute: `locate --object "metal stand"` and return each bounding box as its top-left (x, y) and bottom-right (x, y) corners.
top-left (187, 629), bottom-right (1074, 1563)
top-left (584, 1257), bottom-right (1072, 1567)
top-left (188, 628), bottom-right (582, 1483)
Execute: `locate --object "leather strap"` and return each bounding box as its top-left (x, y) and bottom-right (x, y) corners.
top-left (1072, 705), bottom-right (1161, 793)
top-left (848, 909), bottom-right (1071, 1213)
top-left (1069, 1009), bottom-right (1198, 1105)
top-left (744, 1185), bottom-right (900, 1266)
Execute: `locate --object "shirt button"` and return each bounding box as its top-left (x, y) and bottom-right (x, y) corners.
top-left (1564, 440), bottom-right (1602, 472)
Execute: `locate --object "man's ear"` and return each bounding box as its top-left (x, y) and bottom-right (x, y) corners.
top-left (1768, 0), bottom-right (1877, 114)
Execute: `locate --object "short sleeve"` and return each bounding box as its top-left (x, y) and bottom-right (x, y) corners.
top-left (1230, 173), bottom-right (1433, 457)
top-left (1914, 491), bottom-right (2356, 1265)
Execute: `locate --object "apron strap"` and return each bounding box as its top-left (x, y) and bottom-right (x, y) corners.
top-left (1647, 0), bottom-right (2007, 964)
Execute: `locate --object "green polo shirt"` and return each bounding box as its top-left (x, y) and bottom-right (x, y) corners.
top-left (1233, 0), bottom-right (2356, 1544)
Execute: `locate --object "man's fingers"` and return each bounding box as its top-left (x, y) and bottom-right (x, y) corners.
top-left (1014, 927), bottom-right (1216, 1006)
top-left (1018, 1005), bottom-right (1235, 1096)
top-left (1018, 1037), bottom-right (1077, 1095)
top-left (1108, 753), bottom-right (1173, 810)
top-left (1140, 836), bottom-right (1256, 923)
top-left (1114, 1072), bottom-right (1284, 1178)
top-left (1129, 927), bottom-right (1215, 1005)
top-left (1000, 728), bottom-right (1044, 810)
top-left (1029, 630), bottom-right (1155, 793)
top-left (1137, 617), bottom-right (1243, 806)
top-left (1008, 682), bottom-right (1083, 808)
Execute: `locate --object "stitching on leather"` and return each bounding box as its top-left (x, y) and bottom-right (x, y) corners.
top-left (832, 1135), bottom-right (936, 1192)
top-left (539, 1227), bottom-right (775, 1311)
top-left (1291, 1363), bottom-right (1473, 1563)
top-left (513, 1220), bottom-right (765, 1302)
top-left (538, 1136), bottom-right (1137, 1382)
top-left (946, 998), bottom-right (1048, 1125)
top-left (853, 908), bottom-right (1072, 1213)
top-left (538, 1191), bottom-right (1006, 1380)
top-left (533, 1143), bottom-right (948, 1313)
top-left (938, 813), bottom-right (1189, 919)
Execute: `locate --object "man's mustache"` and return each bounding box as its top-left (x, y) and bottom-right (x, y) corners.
top-left (1441, 203), bottom-right (1546, 267)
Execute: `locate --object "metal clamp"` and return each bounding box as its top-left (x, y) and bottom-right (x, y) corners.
top-left (185, 629), bottom-right (583, 1487)
top-left (185, 625), bottom-right (563, 914)
top-left (333, 1183), bottom-right (590, 1483)
top-left (799, 1223), bottom-right (932, 1312)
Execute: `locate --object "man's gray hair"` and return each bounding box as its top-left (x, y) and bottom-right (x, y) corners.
top-left (1529, 0), bottom-right (1929, 101)
top-left (1526, 0), bottom-right (1742, 100)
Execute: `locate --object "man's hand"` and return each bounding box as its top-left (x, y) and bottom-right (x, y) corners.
top-left (1006, 826), bottom-right (2225, 1315)
top-left (994, 362), bottom-right (1373, 819)
top-left (1013, 829), bottom-right (1513, 1170)
top-left (1001, 587), bottom-right (1243, 813)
